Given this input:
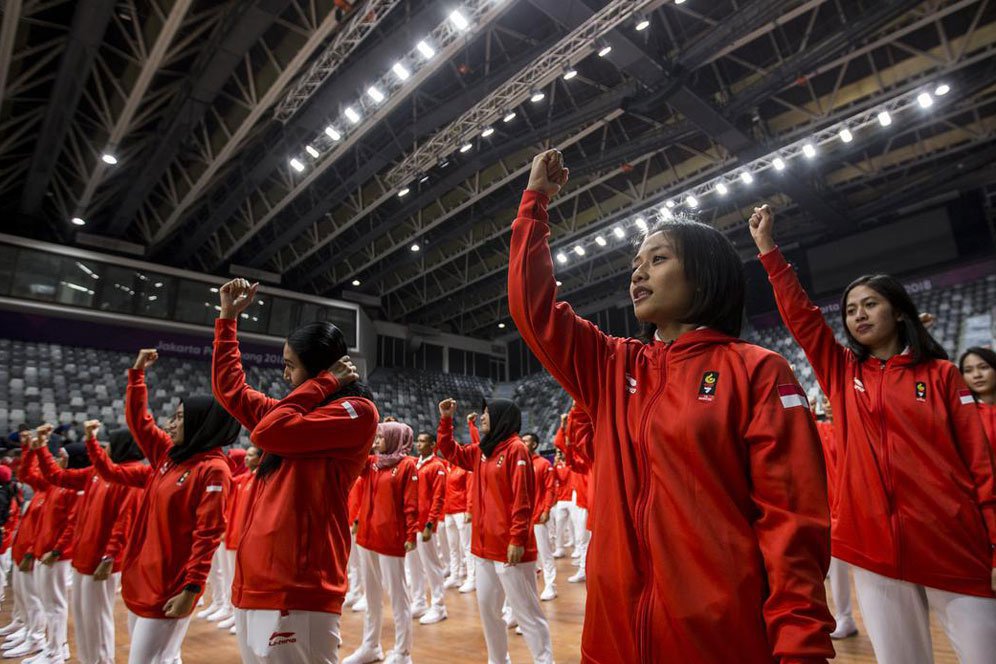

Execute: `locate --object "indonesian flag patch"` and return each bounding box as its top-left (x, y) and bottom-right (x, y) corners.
top-left (777, 384), bottom-right (809, 409)
top-left (958, 389), bottom-right (975, 405)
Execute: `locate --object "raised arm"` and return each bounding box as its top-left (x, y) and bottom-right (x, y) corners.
top-left (744, 352), bottom-right (834, 661)
top-left (212, 318), bottom-right (279, 431)
top-left (749, 206), bottom-right (848, 397)
top-left (86, 436), bottom-right (152, 488)
top-left (437, 400), bottom-right (480, 471)
top-left (34, 446), bottom-right (88, 490)
top-left (507, 151), bottom-right (614, 412)
top-left (125, 350), bottom-right (174, 469)
top-left (19, 446), bottom-right (50, 492)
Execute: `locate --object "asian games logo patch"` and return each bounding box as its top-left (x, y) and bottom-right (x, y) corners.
top-left (698, 371), bottom-right (719, 402)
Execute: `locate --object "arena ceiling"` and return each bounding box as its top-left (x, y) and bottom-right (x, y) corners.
top-left (1, 0), bottom-right (994, 339)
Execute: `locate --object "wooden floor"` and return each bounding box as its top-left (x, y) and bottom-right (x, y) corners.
top-left (2, 557), bottom-right (958, 663)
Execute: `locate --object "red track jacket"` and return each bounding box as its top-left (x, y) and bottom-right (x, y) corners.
top-left (355, 456), bottom-right (419, 557)
top-left (979, 402), bottom-right (996, 447)
top-left (436, 416), bottom-right (536, 563)
top-left (0, 484), bottom-right (19, 555)
top-left (416, 455), bottom-right (447, 531)
top-left (530, 454), bottom-right (555, 525)
top-left (224, 471), bottom-right (254, 551)
top-left (553, 424), bottom-right (590, 511)
top-left (23, 449), bottom-right (79, 560)
top-left (212, 319), bottom-right (378, 614)
top-left (87, 437), bottom-right (153, 489)
top-left (443, 464), bottom-right (470, 515)
top-left (122, 368), bottom-right (231, 619)
top-left (34, 444), bottom-right (141, 574)
top-left (509, 190), bottom-right (834, 664)
top-left (553, 461), bottom-right (571, 503)
top-left (12, 449), bottom-right (45, 566)
top-left (762, 247), bottom-right (996, 597)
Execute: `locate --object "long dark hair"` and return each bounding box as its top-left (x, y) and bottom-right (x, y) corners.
top-left (840, 275), bottom-right (947, 364)
top-left (636, 218), bottom-right (745, 341)
top-left (959, 346), bottom-right (996, 398)
top-left (256, 322), bottom-right (373, 478)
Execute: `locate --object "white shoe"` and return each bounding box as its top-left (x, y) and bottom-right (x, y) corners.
top-left (21, 651), bottom-right (48, 664)
top-left (217, 615), bottom-right (236, 630)
top-left (458, 580), bottom-right (475, 593)
top-left (502, 608), bottom-right (517, 629)
top-left (514, 626), bottom-right (523, 636)
top-left (342, 646), bottom-right (384, 664)
top-left (351, 597), bottom-right (368, 612)
top-left (196, 604), bottom-right (220, 619)
top-left (1, 627), bottom-right (26, 645)
top-left (61, 642), bottom-right (70, 660)
top-left (3, 638), bottom-right (42, 658)
top-left (418, 606), bottom-right (447, 625)
top-left (540, 584), bottom-right (557, 601)
top-left (830, 616), bottom-right (858, 640)
top-left (568, 571), bottom-right (586, 583)
top-left (0, 621), bottom-right (22, 637)
top-left (229, 624), bottom-right (237, 635)
top-left (443, 576), bottom-right (461, 589)
top-left (385, 653), bottom-right (412, 664)
top-left (206, 606), bottom-right (231, 622)
top-left (411, 603), bottom-right (428, 620)
top-left (344, 590), bottom-right (360, 605)
top-left (552, 548), bottom-right (566, 558)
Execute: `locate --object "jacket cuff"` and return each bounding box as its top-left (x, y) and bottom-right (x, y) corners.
top-left (757, 245), bottom-right (788, 275)
top-left (312, 371), bottom-right (342, 401)
top-left (518, 190), bottom-right (549, 222)
top-left (127, 368), bottom-right (146, 384)
top-left (214, 318), bottom-right (237, 339)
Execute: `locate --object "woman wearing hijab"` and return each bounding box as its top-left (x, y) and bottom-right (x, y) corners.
top-left (436, 397), bottom-right (553, 664)
top-left (343, 422), bottom-right (419, 664)
top-left (32, 419), bottom-right (144, 664)
top-left (124, 348), bottom-right (239, 664)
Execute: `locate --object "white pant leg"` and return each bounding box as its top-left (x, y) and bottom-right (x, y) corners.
top-left (15, 567), bottom-right (44, 643)
top-left (416, 535), bottom-right (446, 609)
top-left (533, 524), bottom-right (556, 589)
top-left (828, 557), bottom-right (853, 622)
top-left (379, 554), bottom-right (413, 657)
top-left (443, 515), bottom-right (465, 579)
top-left (9, 563), bottom-right (26, 629)
top-left (74, 570), bottom-right (117, 664)
top-left (497, 561), bottom-right (553, 664)
top-left (570, 505), bottom-right (590, 571)
top-left (127, 613), bottom-right (192, 664)
top-left (553, 501), bottom-right (573, 548)
top-left (462, 520), bottom-right (475, 586)
top-left (235, 608), bottom-right (340, 663)
top-left (925, 584), bottom-right (996, 664)
top-left (222, 549), bottom-right (236, 610)
top-left (852, 566), bottom-right (933, 664)
top-left (208, 546), bottom-right (227, 608)
top-left (358, 547), bottom-right (384, 653)
top-left (475, 558), bottom-right (510, 664)
top-left (434, 525), bottom-right (450, 576)
top-left (0, 549), bottom-right (9, 601)
top-left (405, 548), bottom-right (426, 610)
top-left (347, 533), bottom-right (362, 597)
top-left (36, 559), bottom-right (71, 655)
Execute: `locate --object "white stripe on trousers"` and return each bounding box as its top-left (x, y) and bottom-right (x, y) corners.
top-left (13, 566), bottom-right (45, 645)
top-left (475, 557), bottom-right (553, 664)
top-left (533, 523), bottom-right (556, 588)
top-left (72, 569), bottom-right (118, 664)
top-left (235, 608), bottom-right (340, 663)
top-left (127, 611), bottom-right (191, 664)
top-left (36, 559), bottom-right (70, 656)
top-left (852, 565), bottom-right (996, 664)
top-left (358, 546), bottom-right (412, 657)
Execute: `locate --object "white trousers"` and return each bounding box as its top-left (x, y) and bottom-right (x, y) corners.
top-left (475, 557), bottom-right (553, 664)
top-left (347, 532), bottom-right (362, 598)
top-left (828, 557), bottom-right (853, 622)
top-left (235, 608), bottom-right (340, 663)
top-left (533, 524), bottom-right (556, 589)
top-left (73, 570), bottom-right (118, 664)
top-left (36, 559), bottom-right (71, 655)
top-left (358, 546), bottom-right (412, 657)
top-left (552, 501), bottom-right (573, 549)
top-left (569, 500), bottom-right (590, 570)
top-left (412, 535), bottom-right (446, 610)
top-left (207, 546), bottom-right (227, 608)
top-left (852, 565), bottom-right (996, 664)
top-left (221, 549), bottom-right (236, 610)
top-left (0, 549), bottom-right (10, 601)
top-left (127, 612), bottom-right (191, 664)
top-left (443, 513), bottom-right (471, 579)
top-left (13, 566), bottom-right (45, 645)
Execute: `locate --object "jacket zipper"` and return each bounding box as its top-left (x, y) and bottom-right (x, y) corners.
top-left (635, 349), bottom-right (669, 662)
top-left (876, 360), bottom-right (902, 578)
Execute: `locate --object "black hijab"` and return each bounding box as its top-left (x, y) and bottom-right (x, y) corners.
top-left (479, 398), bottom-right (522, 458)
top-left (109, 428), bottom-right (145, 464)
top-left (168, 395), bottom-right (242, 465)
top-left (63, 442), bottom-right (91, 469)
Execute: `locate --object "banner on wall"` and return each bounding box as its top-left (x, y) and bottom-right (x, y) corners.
top-left (0, 309), bottom-right (285, 367)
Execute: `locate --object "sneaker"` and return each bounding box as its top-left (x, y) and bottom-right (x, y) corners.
top-left (0, 621), bottom-right (22, 637)
top-left (502, 608), bottom-right (517, 629)
top-left (411, 603), bottom-right (428, 620)
top-left (514, 626), bottom-right (523, 636)
top-left (206, 606), bottom-right (231, 622)
top-left (351, 597), bottom-right (368, 612)
top-left (196, 604), bottom-right (220, 620)
top-left (458, 580), bottom-right (476, 593)
top-left (418, 606), bottom-right (447, 625)
top-left (540, 585), bottom-right (557, 601)
top-left (830, 616), bottom-right (858, 640)
top-left (443, 576), bottom-right (461, 590)
top-left (21, 650), bottom-right (50, 664)
top-left (342, 646), bottom-right (384, 664)
top-left (384, 653), bottom-right (412, 664)
top-left (567, 571), bottom-right (586, 583)
top-left (3, 638), bottom-right (42, 658)
top-left (552, 548), bottom-right (566, 558)
top-left (1, 627), bottom-right (26, 645)
top-left (61, 642), bottom-right (70, 660)
top-left (217, 615), bottom-right (235, 630)
top-left (229, 624), bottom-right (237, 635)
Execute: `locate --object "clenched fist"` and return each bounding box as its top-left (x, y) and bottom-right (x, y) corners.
top-left (526, 150), bottom-right (569, 199)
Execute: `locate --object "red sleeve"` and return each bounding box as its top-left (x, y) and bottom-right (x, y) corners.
top-left (401, 462), bottom-right (419, 545)
top-left (126, 368), bottom-right (174, 469)
top-left (35, 447), bottom-right (89, 490)
top-left (103, 486), bottom-right (140, 563)
top-left (509, 446), bottom-right (534, 548)
top-left (508, 190), bottom-right (615, 414)
top-left (212, 319), bottom-right (279, 431)
top-left (86, 437), bottom-right (151, 488)
top-left (745, 353), bottom-right (834, 660)
top-left (19, 448), bottom-right (50, 491)
top-left (759, 247), bottom-right (848, 398)
top-left (348, 476), bottom-right (364, 523)
top-left (468, 420), bottom-right (481, 447)
top-left (428, 464), bottom-right (446, 526)
top-left (567, 407), bottom-right (595, 465)
top-left (53, 490), bottom-right (81, 553)
top-left (943, 364), bottom-right (996, 566)
top-left (437, 417), bottom-right (480, 471)
top-left (544, 463), bottom-right (556, 511)
top-left (182, 465), bottom-right (231, 587)
top-left (562, 412), bottom-right (591, 474)
top-left (251, 376), bottom-right (378, 458)
top-left (553, 426), bottom-right (567, 454)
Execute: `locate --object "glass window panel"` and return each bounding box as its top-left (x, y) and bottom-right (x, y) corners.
top-left (0, 244), bottom-right (17, 295)
top-left (94, 265), bottom-right (140, 314)
top-left (133, 271), bottom-right (173, 319)
top-left (55, 257), bottom-right (100, 308)
top-left (267, 297), bottom-right (298, 337)
top-left (12, 249), bottom-right (61, 301)
top-left (173, 279), bottom-right (220, 326)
